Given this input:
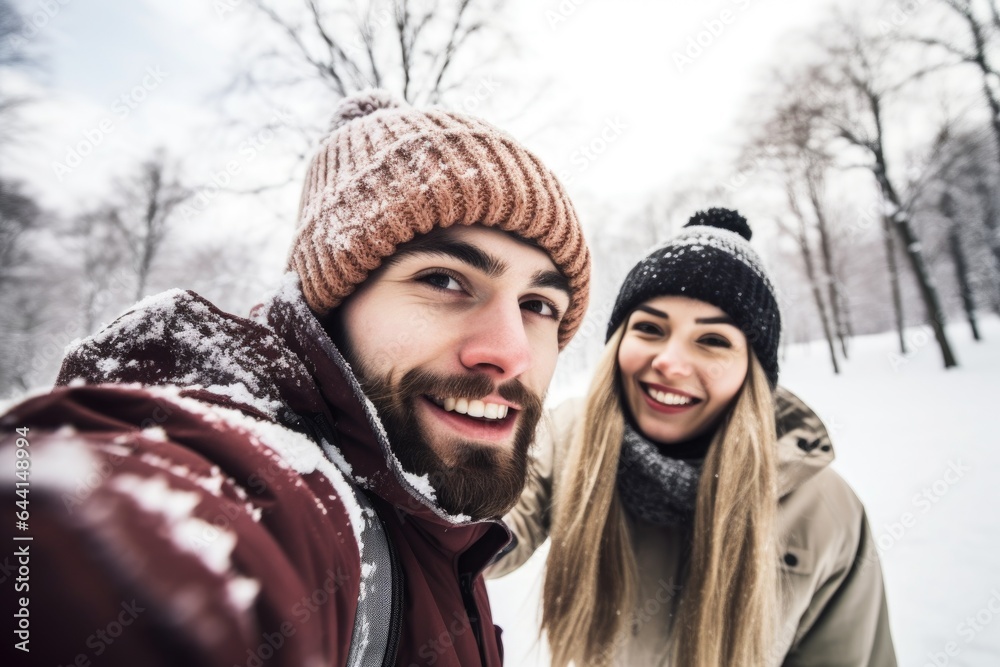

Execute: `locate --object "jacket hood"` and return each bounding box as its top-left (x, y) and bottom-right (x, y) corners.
top-left (774, 386), bottom-right (834, 498)
top-left (57, 275), bottom-right (501, 531)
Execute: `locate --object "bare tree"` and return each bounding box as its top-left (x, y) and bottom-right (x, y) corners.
top-left (0, 179), bottom-right (38, 289)
top-left (778, 205), bottom-right (841, 374)
top-left (805, 19), bottom-right (959, 367)
top-left (109, 150), bottom-right (192, 302)
top-left (747, 78), bottom-right (852, 362)
top-left (940, 191), bottom-right (982, 339)
top-left (0, 0), bottom-right (35, 155)
top-left (917, 123), bottom-right (1000, 321)
top-left (67, 207), bottom-right (130, 334)
top-left (911, 0), bottom-right (1000, 168)
top-left (0, 180), bottom-right (63, 394)
top-left (233, 0), bottom-right (506, 105)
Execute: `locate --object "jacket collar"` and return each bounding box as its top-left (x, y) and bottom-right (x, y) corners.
top-left (260, 274), bottom-right (511, 543)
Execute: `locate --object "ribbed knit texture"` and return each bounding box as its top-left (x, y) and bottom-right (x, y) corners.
top-left (289, 90), bottom-right (591, 348)
top-left (616, 423), bottom-right (704, 527)
top-left (606, 208), bottom-right (781, 386)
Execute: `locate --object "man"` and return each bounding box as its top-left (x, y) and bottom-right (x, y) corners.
top-left (0, 91), bottom-right (590, 667)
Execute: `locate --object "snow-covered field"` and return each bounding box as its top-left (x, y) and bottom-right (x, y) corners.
top-left (488, 315), bottom-right (1000, 667)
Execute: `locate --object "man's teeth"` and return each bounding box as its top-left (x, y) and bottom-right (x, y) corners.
top-left (647, 388), bottom-right (693, 406)
top-left (440, 397), bottom-right (509, 420)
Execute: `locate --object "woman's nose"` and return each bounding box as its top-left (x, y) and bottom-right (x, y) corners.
top-left (651, 340), bottom-right (693, 379)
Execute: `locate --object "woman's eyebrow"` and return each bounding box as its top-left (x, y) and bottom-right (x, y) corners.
top-left (635, 305), bottom-right (668, 319)
top-left (695, 316), bottom-right (737, 325)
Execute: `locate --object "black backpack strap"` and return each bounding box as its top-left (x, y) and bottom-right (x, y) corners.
top-left (302, 413), bottom-right (404, 667)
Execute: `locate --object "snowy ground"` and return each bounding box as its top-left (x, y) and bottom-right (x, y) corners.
top-left (487, 315), bottom-right (1000, 667)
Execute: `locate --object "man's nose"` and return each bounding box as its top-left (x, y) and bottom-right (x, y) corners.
top-left (457, 301), bottom-right (532, 380)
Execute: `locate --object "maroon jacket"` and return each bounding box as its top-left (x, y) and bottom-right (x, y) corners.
top-left (0, 280), bottom-right (509, 667)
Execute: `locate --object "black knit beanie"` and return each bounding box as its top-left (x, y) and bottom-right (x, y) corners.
top-left (606, 208), bottom-right (781, 387)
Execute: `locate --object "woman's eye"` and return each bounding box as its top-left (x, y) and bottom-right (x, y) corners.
top-left (522, 299), bottom-right (559, 320)
top-left (632, 322), bottom-right (662, 335)
top-left (700, 335), bottom-right (731, 348)
top-left (419, 272), bottom-right (463, 292)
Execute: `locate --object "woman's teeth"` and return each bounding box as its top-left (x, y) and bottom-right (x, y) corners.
top-left (646, 388), bottom-right (694, 406)
top-left (435, 397), bottom-right (509, 420)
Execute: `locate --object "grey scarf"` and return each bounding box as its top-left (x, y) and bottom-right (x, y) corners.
top-left (616, 424), bottom-right (705, 527)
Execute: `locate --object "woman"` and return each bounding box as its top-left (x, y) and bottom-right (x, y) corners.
top-left (489, 209), bottom-right (896, 666)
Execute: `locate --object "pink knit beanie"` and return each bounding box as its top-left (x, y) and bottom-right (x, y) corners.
top-left (288, 90), bottom-right (590, 348)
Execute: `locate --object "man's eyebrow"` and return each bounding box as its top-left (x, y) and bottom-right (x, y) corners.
top-left (385, 237), bottom-right (507, 277)
top-left (530, 270), bottom-right (571, 297)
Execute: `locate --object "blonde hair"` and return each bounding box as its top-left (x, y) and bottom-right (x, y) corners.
top-left (542, 324), bottom-right (779, 667)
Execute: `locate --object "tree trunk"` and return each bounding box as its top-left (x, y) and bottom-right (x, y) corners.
top-left (806, 172), bottom-right (850, 358)
top-left (889, 207), bottom-right (959, 367)
top-left (881, 211), bottom-right (907, 355)
top-left (803, 245), bottom-right (841, 374)
top-left (786, 184), bottom-right (840, 374)
top-left (949, 224), bottom-right (981, 341)
top-left (869, 123), bottom-right (957, 367)
top-left (977, 183), bottom-right (1000, 302)
top-left (839, 284), bottom-right (856, 338)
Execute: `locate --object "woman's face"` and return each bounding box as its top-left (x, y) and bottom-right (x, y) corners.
top-left (617, 296), bottom-right (749, 445)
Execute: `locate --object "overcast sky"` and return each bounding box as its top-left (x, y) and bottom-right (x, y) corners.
top-left (7, 0), bottom-right (879, 221)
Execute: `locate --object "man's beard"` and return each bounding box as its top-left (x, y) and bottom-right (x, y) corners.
top-left (357, 366), bottom-right (543, 520)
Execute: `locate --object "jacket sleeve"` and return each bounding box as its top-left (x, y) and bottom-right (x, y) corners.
top-left (486, 398), bottom-right (581, 579)
top-left (782, 509), bottom-right (897, 667)
top-left (1, 386), bottom-right (361, 667)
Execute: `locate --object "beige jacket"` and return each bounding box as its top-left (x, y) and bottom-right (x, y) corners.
top-left (488, 388), bottom-right (897, 666)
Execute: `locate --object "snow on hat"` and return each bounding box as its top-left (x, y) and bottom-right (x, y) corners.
top-left (605, 208), bottom-right (781, 386)
top-left (288, 89), bottom-right (591, 348)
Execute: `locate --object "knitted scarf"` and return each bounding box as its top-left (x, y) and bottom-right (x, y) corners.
top-left (616, 424), bottom-right (708, 527)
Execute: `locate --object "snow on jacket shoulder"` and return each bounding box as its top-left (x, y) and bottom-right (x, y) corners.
top-left (1, 279), bottom-right (509, 667)
top-left (488, 388), bottom-right (897, 667)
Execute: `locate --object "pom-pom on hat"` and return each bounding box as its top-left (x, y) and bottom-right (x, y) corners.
top-left (605, 207), bottom-right (781, 387)
top-left (288, 89), bottom-right (591, 348)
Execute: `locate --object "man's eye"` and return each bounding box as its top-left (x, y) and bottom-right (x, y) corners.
top-left (522, 299), bottom-right (559, 319)
top-left (419, 272), bottom-right (463, 292)
top-left (700, 335), bottom-right (731, 348)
